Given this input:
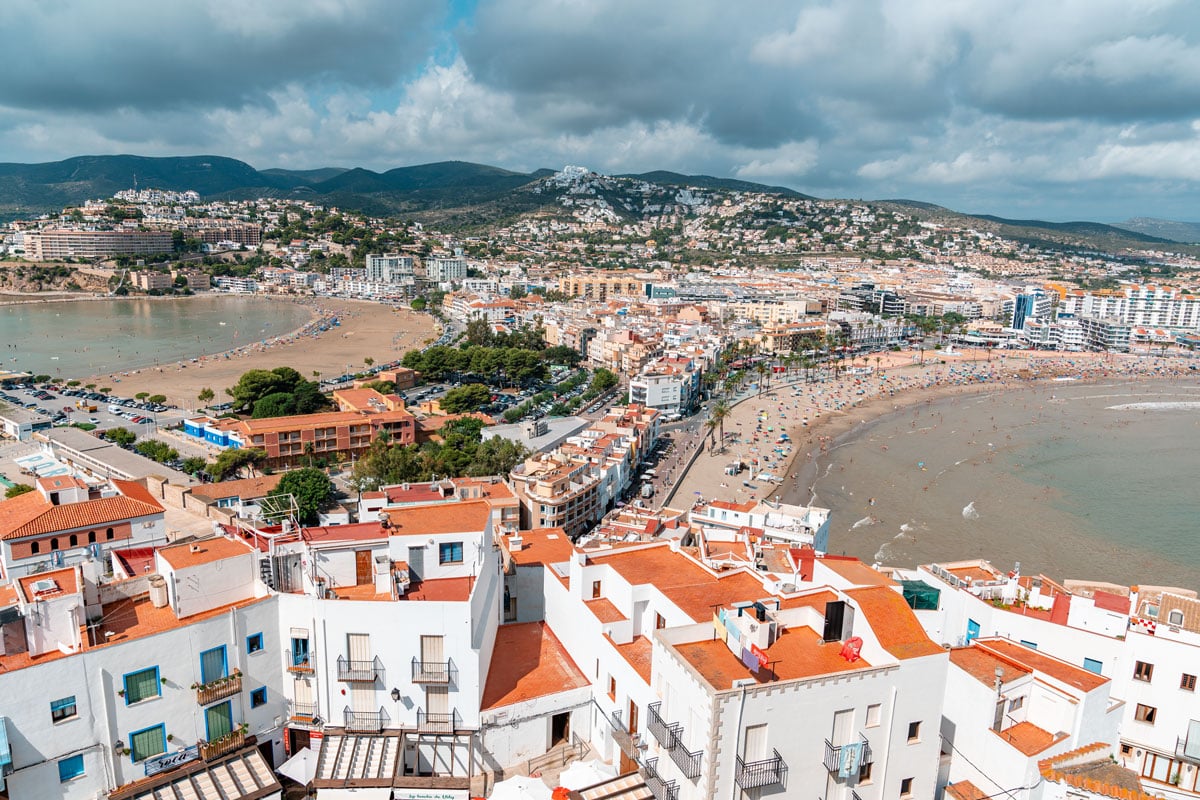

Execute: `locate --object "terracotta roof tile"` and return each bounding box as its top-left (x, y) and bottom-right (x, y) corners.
top-left (482, 622), bottom-right (589, 710)
top-left (190, 474), bottom-right (283, 502)
top-left (613, 635), bottom-right (653, 684)
top-left (846, 586), bottom-right (944, 659)
top-left (158, 537), bottom-right (255, 570)
top-left (994, 720), bottom-right (1064, 756)
top-left (949, 645), bottom-right (1032, 687)
top-left (0, 483), bottom-right (163, 540)
top-left (505, 528), bottom-right (574, 567)
top-left (587, 598), bottom-right (628, 623)
top-left (945, 780), bottom-right (988, 800)
top-left (674, 624), bottom-right (871, 690)
top-left (978, 639), bottom-right (1108, 692)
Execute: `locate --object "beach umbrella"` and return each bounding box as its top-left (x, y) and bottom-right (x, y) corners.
top-left (492, 775), bottom-right (552, 800)
top-left (554, 760), bottom-right (619, 790)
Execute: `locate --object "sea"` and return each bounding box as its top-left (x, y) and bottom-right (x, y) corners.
top-left (0, 296), bottom-right (314, 379)
top-left (789, 379), bottom-right (1200, 590)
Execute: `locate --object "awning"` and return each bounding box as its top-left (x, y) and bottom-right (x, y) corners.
top-left (109, 745), bottom-right (281, 800)
top-left (277, 746), bottom-right (317, 785)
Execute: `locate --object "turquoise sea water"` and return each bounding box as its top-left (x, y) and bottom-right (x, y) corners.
top-left (0, 296), bottom-right (314, 378)
top-left (790, 380), bottom-right (1200, 590)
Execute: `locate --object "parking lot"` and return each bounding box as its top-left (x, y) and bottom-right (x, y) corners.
top-left (0, 382), bottom-right (188, 436)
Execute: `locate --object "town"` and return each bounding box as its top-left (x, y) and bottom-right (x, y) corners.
top-left (0, 172), bottom-right (1197, 800)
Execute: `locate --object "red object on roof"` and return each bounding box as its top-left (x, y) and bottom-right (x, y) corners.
top-left (840, 636), bottom-right (864, 663)
top-left (1093, 590), bottom-right (1131, 614)
top-left (1050, 593), bottom-right (1071, 625)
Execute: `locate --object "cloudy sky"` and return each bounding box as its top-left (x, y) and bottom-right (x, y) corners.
top-left (2, 0), bottom-right (1198, 221)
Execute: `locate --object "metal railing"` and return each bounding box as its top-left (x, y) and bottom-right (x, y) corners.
top-left (611, 710), bottom-right (637, 754)
top-left (824, 737), bottom-right (873, 773)
top-left (286, 649), bottom-right (314, 674)
top-left (337, 655), bottom-right (383, 683)
top-left (290, 701), bottom-right (318, 720)
top-left (736, 748), bottom-right (787, 789)
top-left (669, 741), bottom-right (702, 780)
top-left (199, 728), bottom-right (245, 761)
top-left (417, 708), bottom-right (459, 733)
top-left (1177, 736), bottom-right (1200, 764)
top-left (411, 657), bottom-right (457, 685)
top-left (643, 758), bottom-right (679, 800)
top-left (195, 672), bottom-right (242, 705)
top-left (647, 702), bottom-right (701, 779)
top-left (343, 707), bottom-right (389, 733)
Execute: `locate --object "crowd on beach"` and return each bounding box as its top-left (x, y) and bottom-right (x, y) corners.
top-left (679, 348), bottom-right (1199, 507)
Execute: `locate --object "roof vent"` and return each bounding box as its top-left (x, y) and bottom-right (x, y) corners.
top-left (189, 544), bottom-right (202, 554)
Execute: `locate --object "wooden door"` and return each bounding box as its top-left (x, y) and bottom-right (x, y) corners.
top-left (420, 635), bottom-right (444, 665)
top-left (356, 550), bottom-right (372, 584)
top-left (628, 700), bottom-right (639, 735)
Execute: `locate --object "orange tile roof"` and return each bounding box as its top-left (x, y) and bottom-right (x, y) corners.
top-left (190, 474), bottom-right (283, 502)
top-left (506, 528), bottom-right (574, 567)
top-left (36, 476), bottom-right (86, 491)
top-left (945, 780), bottom-right (988, 800)
top-left (17, 566), bottom-right (79, 600)
top-left (612, 635), bottom-right (653, 683)
top-left (0, 584), bottom-right (19, 608)
top-left (949, 645), bottom-right (1032, 687)
top-left (978, 639), bottom-right (1109, 692)
top-left (587, 598), bottom-right (628, 623)
top-left (385, 499), bottom-right (492, 536)
top-left (235, 410), bottom-right (369, 433)
top-left (586, 544), bottom-right (773, 622)
top-left (157, 536), bottom-right (255, 570)
top-left (400, 577), bottom-right (473, 602)
top-left (994, 720), bottom-right (1064, 756)
top-left (846, 586), bottom-right (944, 659)
top-left (0, 483), bottom-right (163, 540)
top-left (482, 622), bottom-right (589, 710)
top-left (674, 624), bottom-right (871, 690)
top-left (820, 556), bottom-right (895, 587)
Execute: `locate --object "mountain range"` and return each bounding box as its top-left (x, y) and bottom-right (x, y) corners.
top-left (0, 154), bottom-right (1195, 252)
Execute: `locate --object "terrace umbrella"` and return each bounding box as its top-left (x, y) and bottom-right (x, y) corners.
top-left (554, 760), bottom-right (619, 790)
top-left (492, 775), bottom-right (553, 800)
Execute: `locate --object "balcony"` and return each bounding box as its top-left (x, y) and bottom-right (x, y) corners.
top-left (736, 748), bottom-right (787, 790)
top-left (642, 758), bottom-right (679, 800)
top-left (195, 671), bottom-right (242, 705)
top-left (343, 707), bottom-right (389, 733)
top-left (286, 649), bottom-right (314, 674)
top-left (200, 728), bottom-right (245, 761)
top-left (1177, 736), bottom-right (1200, 765)
top-left (417, 708), bottom-right (460, 734)
top-left (647, 703), bottom-right (702, 779)
top-left (337, 655), bottom-right (383, 683)
top-left (824, 737), bottom-right (873, 774)
top-left (290, 701), bottom-right (318, 722)
top-left (412, 657), bottom-right (458, 685)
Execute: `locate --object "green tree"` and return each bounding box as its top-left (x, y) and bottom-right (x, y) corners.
top-left (210, 447), bottom-right (268, 481)
top-left (252, 392), bottom-right (296, 418)
top-left (135, 392), bottom-right (150, 401)
top-left (4, 484), bottom-right (34, 499)
top-left (410, 296), bottom-right (427, 312)
top-left (180, 456), bottom-right (208, 476)
top-left (590, 368), bottom-right (619, 393)
top-left (147, 394), bottom-right (167, 404)
top-left (269, 467), bottom-right (336, 525)
top-left (439, 383), bottom-right (492, 413)
top-left (197, 387), bottom-right (215, 404)
top-left (543, 345), bottom-right (582, 367)
top-left (134, 439), bottom-right (178, 463)
top-left (105, 427), bottom-right (137, 447)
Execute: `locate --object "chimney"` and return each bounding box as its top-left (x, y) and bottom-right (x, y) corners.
top-left (189, 544), bottom-right (202, 554)
top-left (508, 535), bottom-right (524, 552)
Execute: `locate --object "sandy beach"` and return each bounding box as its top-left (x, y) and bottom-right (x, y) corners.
top-left (81, 297), bottom-right (436, 408)
top-left (670, 347), bottom-right (1199, 512)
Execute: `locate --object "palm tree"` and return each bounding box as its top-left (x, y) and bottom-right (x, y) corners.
top-left (755, 362), bottom-right (769, 395)
top-left (704, 416), bottom-right (719, 449)
top-left (709, 401), bottom-right (731, 452)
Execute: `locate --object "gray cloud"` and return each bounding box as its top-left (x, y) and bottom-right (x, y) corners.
top-left (0, 0), bottom-right (1198, 220)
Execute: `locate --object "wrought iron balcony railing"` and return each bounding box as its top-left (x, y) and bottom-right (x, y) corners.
top-left (195, 671), bottom-right (242, 705)
top-left (343, 706), bottom-right (389, 733)
top-left (824, 737), bottom-right (873, 773)
top-left (642, 758), bottom-right (679, 800)
top-left (411, 657), bottom-right (457, 685)
top-left (736, 748), bottom-right (787, 789)
top-left (416, 708), bottom-right (459, 734)
top-left (337, 655), bottom-right (383, 683)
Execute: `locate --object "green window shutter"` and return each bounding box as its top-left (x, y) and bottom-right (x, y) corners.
top-left (124, 668), bottom-right (160, 704)
top-left (205, 702), bottom-right (233, 740)
top-left (200, 647), bottom-right (227, 685)
top-left (130, 726), bottom-right (165, 762)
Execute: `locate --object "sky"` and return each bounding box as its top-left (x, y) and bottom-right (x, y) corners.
top-left (2, 0), bottom-right (1199, 222)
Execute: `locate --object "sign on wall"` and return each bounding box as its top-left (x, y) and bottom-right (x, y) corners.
top-left (144, 745), bottom-right (199, 777)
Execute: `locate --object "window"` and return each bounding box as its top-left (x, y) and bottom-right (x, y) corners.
top-left (246, 633), bottom-right (264, 654)
top-left (592, 580), bottom-right (602, 599)
top-left (200, 646), bottom-right (227, 685)
top-left (205, 702), bottom-right (233, 741)
top-left (1182, 674), bottom-right (1197, 691)
top-left (30, 541), bottom-right (39, 554)
top-left (1168, 609), bottom-right (1185, 626)
top-left (655, 613), bottom-right (666, 630)
top-left (58, 754), bottom-right (85, 782)
top-left (50, 695), bottom-right (78, 723)
top-left (1083, 657), bottom-right (1103, 675)
top-left (291, 637), bottom-right (310, 668)
top-left (859, 761), bottom-right (873, 783)
top-left (1121, 743), bottom-right (1133, 756)
top-left (69, 534), bottom-right (77, 547)
top-left (900, 777), bottom-right (914, 797)
top-left (438, 541), bottom-right (463, 565)
top-left (1135, 704), bottom-right (1157, 724)
top-left (608, 676), bottom-right (616, 700)
top-left (866, 704), bottom-right (881, 728)
top-left (50, 537), bottom-right (59, 550)
top-left (106, 529), bottom-right (114, 540)
top-left (907, 721), bottom-right (921, 742)
top-left (1008, 696), bottom-right (1025, 712)
top-left (88, 531), bottom-right (96, 543)
top-left (129, 724), bottom-right (167, 762)
top-left (1134, 661), bottom-right (1154, 682)
top-left (123, 667), bottom-right (161, 705)
top-left (1019, 640), bottom-right (1038, 650)
top-left (250, 687), bottom-right (267, 708)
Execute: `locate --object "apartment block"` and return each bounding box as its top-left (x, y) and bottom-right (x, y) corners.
top-left (24, 229), bottom-right (175, 260)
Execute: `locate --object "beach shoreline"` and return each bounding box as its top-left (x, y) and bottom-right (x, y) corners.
top-left (672, 348), bottom-right (1198, 516)
top-left (70, 295), bottom-right (437, 407)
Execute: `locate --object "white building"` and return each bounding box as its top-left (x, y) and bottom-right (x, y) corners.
top-left (427, 258), bottom-right (468, 283)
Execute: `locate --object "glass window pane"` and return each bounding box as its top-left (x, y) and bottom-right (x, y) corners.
top-left (124, 668), bottom-right (160, 704)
